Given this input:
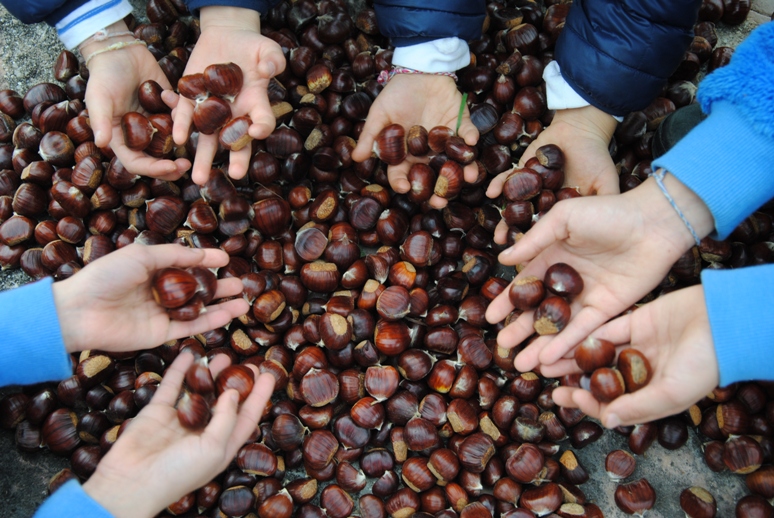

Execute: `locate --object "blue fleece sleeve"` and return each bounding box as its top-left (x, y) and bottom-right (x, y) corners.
top-left (554, 0), bottom-right (701, 116)
top-left (702, 265), bottom-right (774, 386)
top-left (34, 480), bottom-right (114, 518)
top-left (185, 0), bottom-right (281, 14)
top-left (0, 278), bottom-right (72, 387)
top-left (373, 0), bottom-right (486, 47)
top-left (653, 23), bottom-right (774, 240)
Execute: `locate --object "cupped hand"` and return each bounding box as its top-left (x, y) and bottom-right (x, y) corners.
top-left (487, 105), bottom-right (619, 244)
top-left (81, 22), bottom-right (191, 180)
top-left (351, 74), bottom-right (479, 208)
top-left (52, 243), bottom-right (249, 354)
top-left (547, 286), bottom-right (718, 428)
top-left (165, 6), bottom-right (285, 185)
top-left (83, 352), bottom-right (275, 518)
top-left (485, 178), bottom-right (704, 374)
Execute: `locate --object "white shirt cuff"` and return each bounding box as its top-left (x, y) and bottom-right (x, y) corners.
top-left (56, 0), bottom-right (134, 49)
top-left (543, 61), bottom-right (624, 122)
top-left (392, 38), bottom-right (471, 73)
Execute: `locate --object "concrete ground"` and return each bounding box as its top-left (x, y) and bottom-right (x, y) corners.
top-left (0, 1), bottom-right (772, 516)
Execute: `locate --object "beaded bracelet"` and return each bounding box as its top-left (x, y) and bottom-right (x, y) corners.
top-left (377, 66), bottom-right (458, 86)
top-left (84, 39), bottom-right (147, 67)
top-left (651, 168), bottom-right (702, 246)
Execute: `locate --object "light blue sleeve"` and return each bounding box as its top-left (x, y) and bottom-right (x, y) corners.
top-left (34, 480), bottom-right (114, 518)
top-left (0, 278), bottom-right (73, 387)
top-left (653, 23), bottom-right (774, 239)
top-left (702, 265), bottom-right (774, 386)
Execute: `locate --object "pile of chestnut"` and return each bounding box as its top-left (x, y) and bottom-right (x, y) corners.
top-left (1, 0), bottom-right (772, 516)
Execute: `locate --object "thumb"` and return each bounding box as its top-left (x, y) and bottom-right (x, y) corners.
top-left (352, 109), bottom-right (389, 162)
top-left (518, 139), bottom-right (540, 169)
top-left (88, 98), bottom-right (115, 148)
top-left (457, 117), bottom-right (479, 147)
top-left (497, 203), bottom-right (569, 266)
top-left (257, 43), bottom-right (286, 79)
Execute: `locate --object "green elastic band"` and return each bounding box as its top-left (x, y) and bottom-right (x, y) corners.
top-left (455, 93), bottom-right (468, 135)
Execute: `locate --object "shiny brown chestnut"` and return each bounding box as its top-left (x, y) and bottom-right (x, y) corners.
top-left (533, 296), bottom-right (570, 335)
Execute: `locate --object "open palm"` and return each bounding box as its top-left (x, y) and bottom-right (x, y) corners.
top-left (52, 244), bottom-right (248, 353)
top-left (85, 44), bottom-right (190, 180)
top-left (548, 286), bottom-right (718, 428)
top-left (485, 192), bottom-right (689, 373)
top-left (83, 353), bottom-right (275, 517)
top-left (351, 74), bottom-right (479, 208)
top-left (168, 25), bottom-right (284, 184)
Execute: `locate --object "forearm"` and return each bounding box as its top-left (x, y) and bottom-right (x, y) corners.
top-left (703, 265), bottom-right (774, 386)
top-left (0, 278), bottom-right (72, 387)
top-left (653, 23), bottom-right (774, 239)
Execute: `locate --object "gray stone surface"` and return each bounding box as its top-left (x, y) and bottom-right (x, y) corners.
top-left (0, 3), bottom-right (768, 517)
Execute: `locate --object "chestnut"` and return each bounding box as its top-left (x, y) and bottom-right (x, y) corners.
top-left (373, 123), bottom-right (407, 165)
top-left (121, 112), bottom-right (155, 151)
top-left (203, 62), bottom-right (243, 101)
top-left (575, 336), bottom-right (616, 373)
top-left (508, 276), bottom-right (545, 310)
top-left (589, 367), bottom-right (626, 403)
top-left (606, 449), bottom-right (636, 481)
top-left (617, 348), bottom-right (653, 393)
top-left (215, 365), bottom-right (255, 403)
top-left (680, 486), bottom-right (716, 518)
top-left (544, 262), bottom-right (583, 298)
top-left (614, 478), bottom-right (656, 516)
top-left (533, 296), bottom-right (571, 335)
top-left (152, 267), bottom-right (198, 309)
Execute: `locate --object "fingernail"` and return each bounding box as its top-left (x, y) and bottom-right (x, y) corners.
top-left (94, 130), bottom-right (105, 143)
top-left (606, 414), bottom-right (620, 429)
top-left (266, 61), bottom-right (276, 77)
top-left (230, 391), bottom-right (240, 405)
top-left (500, 245), bottom-right (515, 256)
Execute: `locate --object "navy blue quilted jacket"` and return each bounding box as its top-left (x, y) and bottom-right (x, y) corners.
top-left (2, 0), bottom-right (700, 114)
top-left (554, 0), bottom-right (702, 115)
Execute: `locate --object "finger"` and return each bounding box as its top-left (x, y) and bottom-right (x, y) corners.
top-left (86, 99), bottom-right (114, 148)
top-left (601, 384), bottom-right (681, 428)
top-left (493, 219), bottom-right (510, 245)
top-left (517, 139), bottom-right (540, 169)
top-left (462, 162), bottom-right (480, 185)
top-left (428, 194), bottom-right (449, 209)
top-left (536, 305), bottom-right (610, 366)
top-left (457, 117), bottom-right (479, 147)
top-left (386, 162), bottom-right (411, 194)
top-left (227, 372), bottom-right (276, 456)
top-left (485, 283), bottom-right (521, 326)
top-left (203, 389), bottom-right (240, 443)
top-left (191, 135), bottom-right (219, 185)
top-left (591, 313), bottom-right (634, 346)
top-left (486, 170), bottom-right (512, 199)
top-left (111, 141), bottom-right (179, 177)
top-left (495, 311), bottom-right (535, 349)
top-left (570, 389), bottom-right (606, 419)
top-left (161, 90), bottom-right (180, 110)
top-left (207, 354), bottom-right (233, 379)
top-left (132, 243), bottom-right (230, 271)
top-left (214, 277), bottom-right (246, 299)
top-left (226, 146), bottom-right (253, 181)
top-left (551, 386), bottom-right (581, 408)
top-left (538, 358), bottom-right (583, 378)
top-left (152, 351), bottom-right (195, 406)
top-left (166, 299), bottom-right (251, 339)
top-left (257, 42), bottom-right (286, 79)
top-left (352, 110), bottom-right (389, 162)
top-left (173, 97), bottom-right (196, 146)
top-left (497, 205), bottom-right (569, 266)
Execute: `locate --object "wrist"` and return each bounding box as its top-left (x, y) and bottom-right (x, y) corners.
top-left (627, 175), bottom-right (715, 251)
top-left (51, 279), bottom-right (82, 354)
top-left (200, 6), bottom-right (261, 32)
top-left (552, 106), bottom-right (618, 143)
top-left (78, 20), bottom-right (134, 57)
